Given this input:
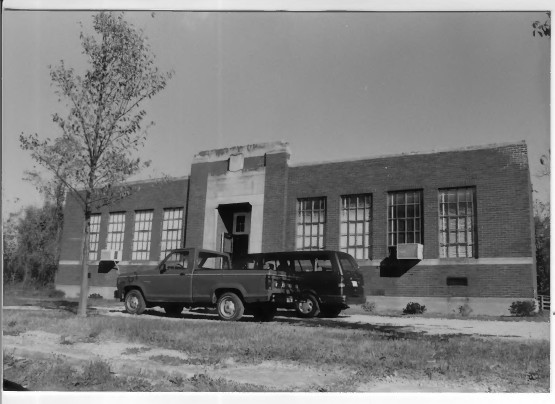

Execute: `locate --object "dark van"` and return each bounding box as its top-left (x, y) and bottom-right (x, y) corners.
top-left (243, 250), bottom-right (366, 318)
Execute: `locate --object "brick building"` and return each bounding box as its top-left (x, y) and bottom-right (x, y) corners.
top-left (56, 140), bottom-right (537, 315)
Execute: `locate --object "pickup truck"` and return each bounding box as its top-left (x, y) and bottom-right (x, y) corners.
top-left (115, 248), bottom-right (296, 321)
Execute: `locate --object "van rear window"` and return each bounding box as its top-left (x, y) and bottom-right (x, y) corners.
top-left (339, 256), bottom-right (357, 272)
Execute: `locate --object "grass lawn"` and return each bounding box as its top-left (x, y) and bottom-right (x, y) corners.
top-left (2, 307), bottom-right (550, 392)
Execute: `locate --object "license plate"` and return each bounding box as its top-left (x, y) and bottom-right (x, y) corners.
top-left (351, 281), bottom-right (358, 287)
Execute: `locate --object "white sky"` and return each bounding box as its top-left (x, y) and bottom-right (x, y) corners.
top-left (2, 4), bottom-right (551, 217)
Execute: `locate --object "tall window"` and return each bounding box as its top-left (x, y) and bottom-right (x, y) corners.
top-left (388, 190), bottom-right (422, 246)
top-left (296, 197), bottom-right (326, 250)
top-left (439, 187), bottom-right (476, 258)
top-left (132, 210), bottom-right (154, 261)
top-left (106, 212), bottom-right (126, 251)
top-left (88, 214), bottom-right (101, 261)
top-left (160, 208), bottom-right (184, 259)
top-left (340, 194), bottom-right (372, 259)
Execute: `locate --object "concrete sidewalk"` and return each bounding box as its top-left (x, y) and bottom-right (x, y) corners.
top-left (337, 314), bottom-right (550, 340)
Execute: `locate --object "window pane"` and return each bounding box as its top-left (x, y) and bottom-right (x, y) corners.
top-left (132, 210), bottom-right (153, 261)
top-left (341, 194), bottom-right (372, 258)
top-left (297, 197), bottom-right (326, 250)
top-left (438, 188), bottom-right (476, 257)
top-left (160, 208), bottom-right (183, 259)
top-left (388, 190), bottom-right (422, 246)
top-left (107, 212), bottom-right (125, 252)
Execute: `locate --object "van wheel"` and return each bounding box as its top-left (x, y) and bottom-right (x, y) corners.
top-left (296, 293), bottom-right (320, 318)
top-left (164, 304), bottom-right (184, 317)
top-left (252, 304), bottom-right (277, 322)
top-left (217, 292), bottom-right (244, 321)
top-left (124, 289), bottom-right (146, 315)
top-left (320, 306), bottom-right (342, 318)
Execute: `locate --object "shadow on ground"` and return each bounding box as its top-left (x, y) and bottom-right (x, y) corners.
top-left (105, 307), bottom-right (463, 341)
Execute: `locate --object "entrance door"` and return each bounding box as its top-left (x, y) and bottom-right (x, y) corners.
top-left (217, 204), bottom-right (252, 266)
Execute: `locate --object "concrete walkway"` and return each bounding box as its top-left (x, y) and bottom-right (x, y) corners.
top-left (337, 314), bottom-right (550, 340)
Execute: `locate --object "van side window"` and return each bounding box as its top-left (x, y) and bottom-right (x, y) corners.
top-left (315, 259), bottom-right (333, 272)
top-left (277, 259), bottom-right (292, 271)
top-left (295, 259), bottom-right (314, 272)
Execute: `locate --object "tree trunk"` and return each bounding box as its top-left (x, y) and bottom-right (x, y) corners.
top-left (77, 206), bottom-right (91, 317)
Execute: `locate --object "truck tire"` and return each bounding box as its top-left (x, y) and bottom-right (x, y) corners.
top-left (164, 304), bottom-right (184, 317)
top-left (252, 304), bottom-right (277, 322)
top-left (124, 289), bottom-right (146, 315)
top-left (217, 292), bottom-right (244, 321)
top-left (295, 293), bottom-right (320, 318)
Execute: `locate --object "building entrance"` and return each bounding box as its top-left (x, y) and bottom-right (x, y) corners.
top-left (217, 203), bottom-right (251, 266)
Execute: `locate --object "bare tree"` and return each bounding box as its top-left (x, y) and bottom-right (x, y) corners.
top-left (20, 12), bottom-right (172, 316)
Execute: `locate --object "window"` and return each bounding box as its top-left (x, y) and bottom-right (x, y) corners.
top-left (88, 214), bottom-right (101, 261)
top-left (235, 215), bottom-right (245, 233)
top-left (340, 194), bottom-right (372, 259)
top-left (439, 187), bottom-right (476, 258)
top-left (160, 208), bottom-right (184, 259)
top-left (132, 210), bottom-right (153, 261)
top-left (197, 251), bottom-right (229, 270)
top-left (296, 197), bottom-right (326, 250)
top-left (106, 212), bottom-right (126, 252)
top-left (162, 250), bottom-right (189, 271)
top-left (232, 212), bottom-right (250, 235)
top-left (292, 256), bottom-right (333, 273)
top-left (387, 190), bottom-right (422, 246)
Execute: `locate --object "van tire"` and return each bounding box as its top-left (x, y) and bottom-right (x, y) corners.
top-left (295, 293), bottom-right (320, 318)
top-left (217, 292), bottom-right (244, 321)
top-left (124, 289), bottom-right (146, 315)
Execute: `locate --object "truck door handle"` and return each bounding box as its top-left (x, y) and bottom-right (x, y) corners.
top-left (180, 273), bottom-right (185, 276)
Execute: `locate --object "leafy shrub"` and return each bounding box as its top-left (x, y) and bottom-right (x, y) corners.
top-left (88, 293), bottom-right (103, 299)
top-left (458, 303), bottom-right (473, 317)
top-left (509, 300), bottom-right (536, 317)
top-left (402, 302), bottom-right (426, 315)
top-left (48, 289), bottom-right (65, 299)
top-left (361, 301), bottom-right (376, 313)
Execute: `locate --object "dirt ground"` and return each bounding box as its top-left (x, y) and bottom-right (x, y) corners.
top-left (3, 305), bottom-right (550, 392)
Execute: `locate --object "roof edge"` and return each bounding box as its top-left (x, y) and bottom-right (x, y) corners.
top-left (289, 140), bottom-right (527, 168)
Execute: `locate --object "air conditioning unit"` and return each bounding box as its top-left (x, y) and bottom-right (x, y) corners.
top-left (100, 249), bottom-right (122, 261)
top-left (396, 243), bottom-right (423, 260)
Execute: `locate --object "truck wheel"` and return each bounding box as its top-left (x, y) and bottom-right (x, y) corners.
top-left (319, 306), bottom-right (342, 318)
top-left (124, 289), bottom-right (146, 315)
top-left (164, 304), bottom-right (184, 317)
top-left (252, 304), bottom-right (277, 322)
top-left (217, 292), bottom-right (244, 321)
top-left (295, 293), bottom-right (320, 318)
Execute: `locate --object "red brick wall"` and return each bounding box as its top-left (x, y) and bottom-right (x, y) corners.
top-left (56, 179), bottom-right (188, 287)
top-left (362, 264), bottom-right (535, 298)
top-left (262, 152), bottom-right (290, 251)
top-left (57, 142), bottom-right (536, 298)
top-left (284, 143), bottom-right (535, 298)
